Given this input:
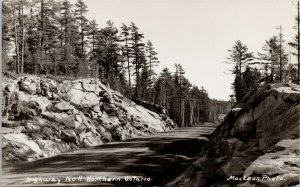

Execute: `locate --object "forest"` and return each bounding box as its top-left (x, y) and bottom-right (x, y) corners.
top-left (4, 0), bottom-right (298, 127)
top-left (2, 0), bottom-right (226, 127)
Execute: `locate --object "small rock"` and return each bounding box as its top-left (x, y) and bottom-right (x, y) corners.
top-left (61, 129), bottom-right (79, 145)
top-left (19, 77), bottom-right (37, 94)
top-left (14, 126), bottom-right (25, 134)
top-left (2, 127), bottom-right (15, 134)
top-left (103, 103), bottom-right (116, 114)
top-left (54, 101), bottom-right (75, 112)
top-left (23, 122), bottom-right (41, 133)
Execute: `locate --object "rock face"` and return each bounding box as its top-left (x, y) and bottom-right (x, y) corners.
top-left (2, 76), bottom-right (175, 164)
top-left (168, 83), bottom-right (300, 187)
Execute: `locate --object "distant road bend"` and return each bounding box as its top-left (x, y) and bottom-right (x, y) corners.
top-left (3, 123), bottom-right (218, 187)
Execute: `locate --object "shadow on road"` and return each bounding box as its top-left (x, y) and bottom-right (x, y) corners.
top-left (3, 124), bottom-right (217, 187)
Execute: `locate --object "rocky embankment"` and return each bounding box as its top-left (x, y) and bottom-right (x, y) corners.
top-left (168, 83), bottom-right (300, 187)
top-left (2, 76), bottom-right (175, 164)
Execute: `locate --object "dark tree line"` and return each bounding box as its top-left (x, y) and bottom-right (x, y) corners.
top-left (209, 99), bottom-right (232, 122)
top-left (153, 65), bottom-right (211, 127)
top-left (2, 0), bottom-right (213, 127)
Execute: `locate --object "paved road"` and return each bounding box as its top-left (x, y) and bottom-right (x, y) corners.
top-left (2, 123), bottom-right (218, 187)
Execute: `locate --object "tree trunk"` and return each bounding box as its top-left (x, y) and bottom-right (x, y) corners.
top-left (279, 25), bottom-right (282, 82)
top-left (135, 57), bottom-right (140, 99)
top-left (189, 99), bottom-right (194, 126)
top-left (125, 38), bottom-right (131, 95)
top-left (12, 0), bottom-right (20, 74)
top-left (60, 6), bottom-right (63, 73)
top-left (181, 101), bottom-right (185, 127)
top-left (39, 0), bottom-right (44, 75)
top-left (21, 1), bottom-right (25, 74)
top-left (297, 1), bottom-right (300, 85)
top-left (149, 52), bottom-right (152, 82)
top-left (80, 10), bottom-right (84, 59)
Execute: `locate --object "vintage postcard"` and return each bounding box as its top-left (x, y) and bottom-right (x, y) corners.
top-left (2, 0), bottom-right (299, 186)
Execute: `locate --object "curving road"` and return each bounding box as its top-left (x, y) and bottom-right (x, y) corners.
top-left (2, 123), bottom-right (218, 187)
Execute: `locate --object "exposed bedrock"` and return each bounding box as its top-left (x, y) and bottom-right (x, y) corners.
top-left (168, 83), bottom-right (300, 187)
top-left (2, 76), bottom-right (175, 164)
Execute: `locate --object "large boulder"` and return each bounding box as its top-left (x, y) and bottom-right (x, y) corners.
top-left (66, 89), bottom-right (99, 108)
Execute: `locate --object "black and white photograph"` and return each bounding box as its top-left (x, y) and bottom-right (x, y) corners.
top-left (1, 0), bottom-right (300, 186)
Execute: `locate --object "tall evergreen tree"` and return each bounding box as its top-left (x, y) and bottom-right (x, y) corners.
top-left (258, 36), bottom-right (279, 83)
top-left (227, 40), bottom-right (253, 102)
top-left (140, 56), bottom-right (151, 101)
top-left (2, 0), bottom-right (12, 72)
top-left (98, 21), bottom-right (123, 87)
top-left (242, 66), bottom-right (261, 94)
top-left (12, 0), bottom-right (20, 74)
top-left (129, 22), bottom-right (145, 99)
top-left (276, 26), bottom-right (288, 82)
top-left (87, 19), bottom-right (99, 60)
top-left (120, 23), bottom-right (133, 95)
top-left (75, 0), bottom-right (88, 60)
top-left (60, 0), bottom-right (79, 75)
top-left (174, 64), bottom-right (191, 127)
top-left (289, 3), bottom-right (300, 84)
top-left (145, 40), bottom-right (159, 82)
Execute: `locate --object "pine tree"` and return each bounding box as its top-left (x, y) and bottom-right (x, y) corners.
top-left (120, 23), bottom-right (133, 95)
top-left (86, 19), bottom-right (100, 78)
top-left (88, 19), bottom-right (99, 60)
top-left (174, 64), bottom-right (191, 127)
top-left (140, 54), bottom-right (152, 101)
top-left (31, 0), bottom-right (60, 74)
top-left (12, 0), bottom-right (20, 74)
top-left (25, 7), bottom-right (39, 74)
top-left (145, 40), bottom-right (159, 82)
top-left (258, 36), bottom-right (279, 83)
top-left (154, 68), bottom-right (176, 114)
top-left (258, 35), bottom-right (288, 83)
top-left (60, 0), bottom-right (79, 76)
top-left (288, 2), bottom-right (300, 85)
top-left (129, 22), bottom-right (145, 99)
top-left (232, 65), bottom-right (244, 103)
top-left (276, 26), bottom-right (288, 82)
top-left (227, 40), bottom-right (253, 102)
top-left (98, 21), bottom-right (123, 87)
top-left (2, 0), bottom-right (12, 73)
top-left (286, 63), bottom-right (298, 83)
top-left (242, 66), bottom-right (261, 94)
top-left (227, 40), bottom-right (254, 77)
top-left (18, 0), bottom-right (26, 73)
top-left (75, 0), bottom-right (89, 60)
top-left (189, 86), bottom-right (209, 126)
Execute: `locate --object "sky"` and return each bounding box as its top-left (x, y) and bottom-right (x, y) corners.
top-left (71, 0), bottom-right (297, 100)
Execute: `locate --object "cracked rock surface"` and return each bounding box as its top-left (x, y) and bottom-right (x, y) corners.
top-left (168, 83), bottom-right (300, 187)
top-left (2, 75), bottom-right (175, 164)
